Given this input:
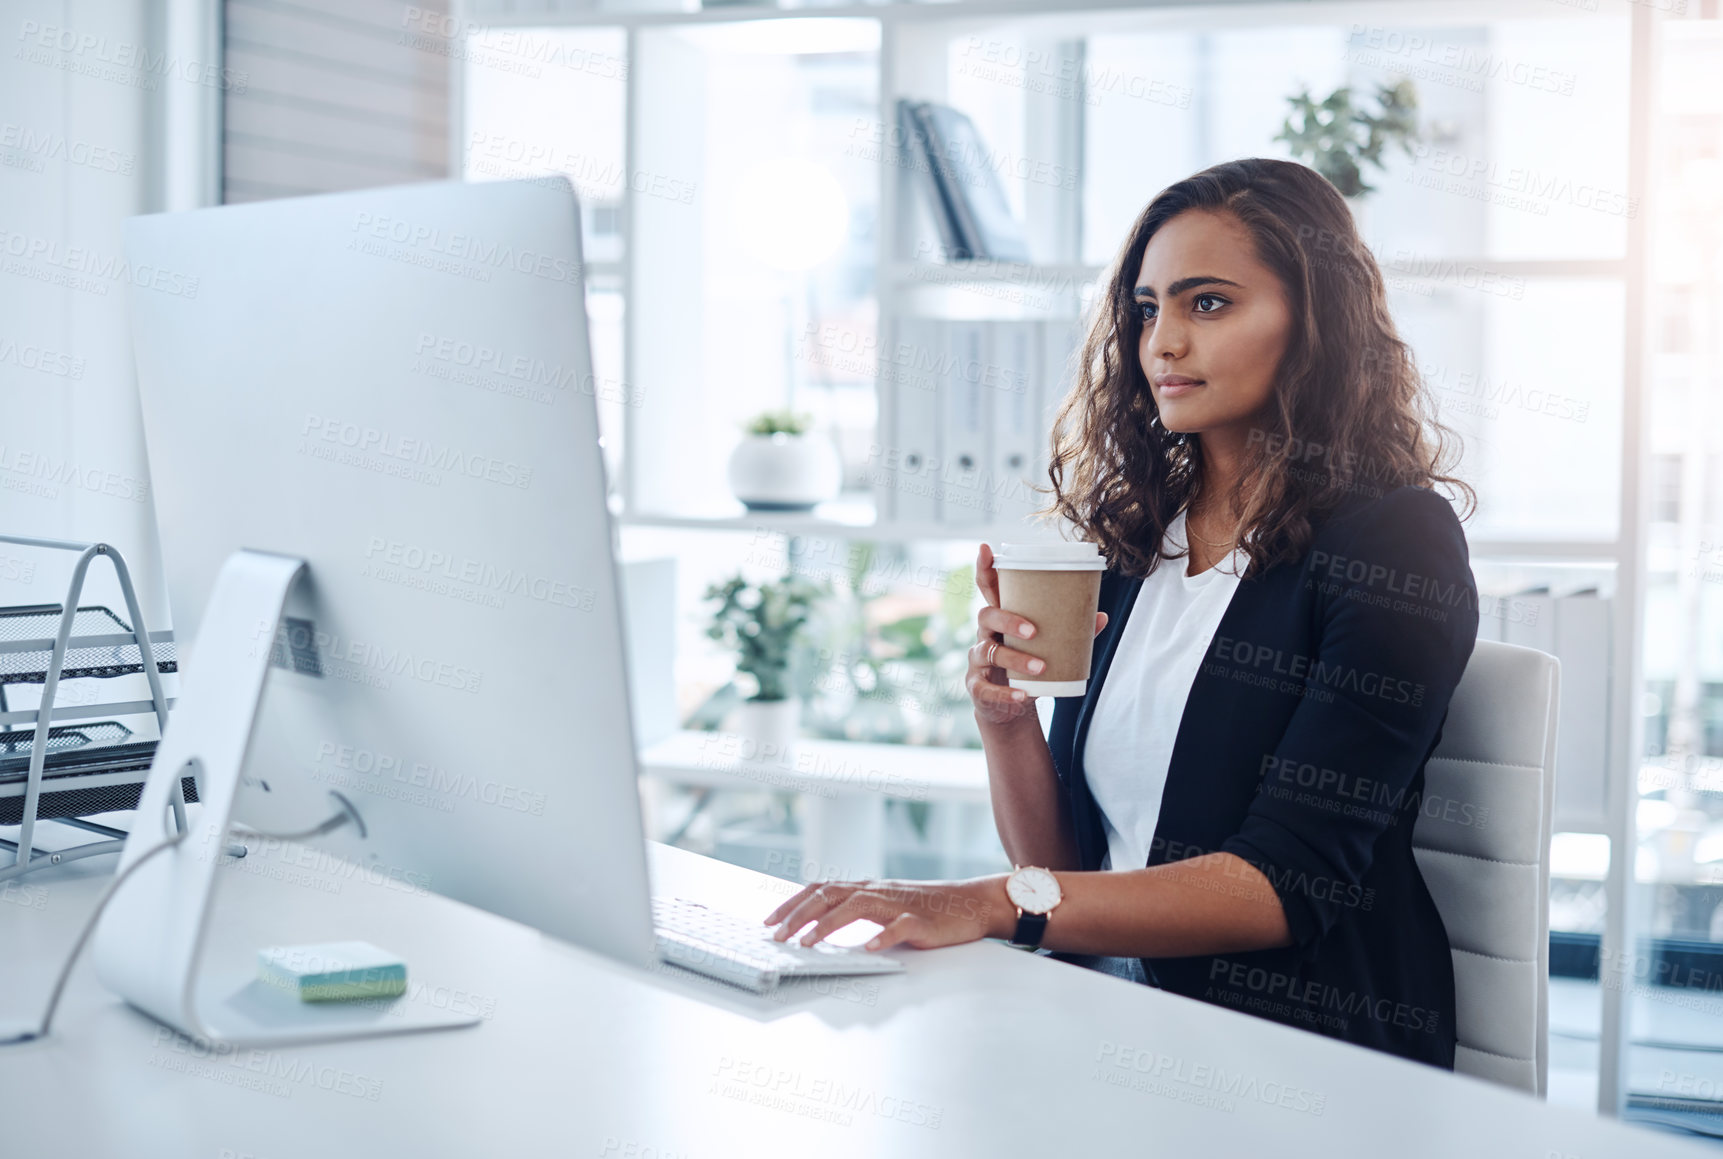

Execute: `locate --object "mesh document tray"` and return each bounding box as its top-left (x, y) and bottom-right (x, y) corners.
top-left (0, 604), bottom-right (178, 684)
top-left (0, 726), bottom-right (195, 825)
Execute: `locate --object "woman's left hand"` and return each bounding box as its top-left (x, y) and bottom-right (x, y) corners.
top-left (764, 876), bottom-right (1010, 952)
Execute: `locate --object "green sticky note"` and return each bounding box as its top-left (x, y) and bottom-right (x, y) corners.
top-left (257, 941), bottom-right (407, 1003)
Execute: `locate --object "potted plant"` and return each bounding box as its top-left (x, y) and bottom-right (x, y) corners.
top-left (1274, 78), bottom-right (1420, 199)
top-left (725, 408), bottom-right (842, 512)
top-left (704, 572), bottom-right (828, 764)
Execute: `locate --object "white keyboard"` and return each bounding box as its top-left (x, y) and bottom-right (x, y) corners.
top-left (653, 896), bottom-right (906, 994)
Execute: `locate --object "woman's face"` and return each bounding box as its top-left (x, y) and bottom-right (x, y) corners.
top-left (1134, 209), bottom-right (1293, 441)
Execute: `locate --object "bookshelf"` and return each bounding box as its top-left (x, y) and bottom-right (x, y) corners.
top-left (458, 0), bottom-right (1641, 553)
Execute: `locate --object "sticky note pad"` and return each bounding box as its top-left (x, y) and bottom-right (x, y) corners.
top-left (257, 941), bottom-right (407, 1003)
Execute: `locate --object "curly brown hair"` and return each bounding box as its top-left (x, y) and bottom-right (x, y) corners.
top-left (1041, 157), bottom-right (1474, 579)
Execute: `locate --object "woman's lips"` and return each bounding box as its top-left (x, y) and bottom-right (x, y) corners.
top-left (1157, 379), bottom-right (1204, 398)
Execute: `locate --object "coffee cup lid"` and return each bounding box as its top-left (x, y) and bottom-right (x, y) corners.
top-left (993, 541), bottom-right (1106, 571)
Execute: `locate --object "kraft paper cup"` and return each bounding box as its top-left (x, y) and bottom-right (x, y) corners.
top-left (992, 541), bottom-right (1106, 697)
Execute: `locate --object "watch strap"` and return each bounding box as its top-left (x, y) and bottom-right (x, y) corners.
top-left (1009, 909), bottom-right (1049, 949)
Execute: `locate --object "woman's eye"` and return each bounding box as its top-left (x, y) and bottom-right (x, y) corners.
top-left (1138, 302), bottom-right (1157, 322)
top-left (1194, 293), bottom-right (1228, 313)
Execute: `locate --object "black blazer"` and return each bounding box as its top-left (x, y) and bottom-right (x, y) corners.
top-left (1046, 484), bottom-right (1478, 1069)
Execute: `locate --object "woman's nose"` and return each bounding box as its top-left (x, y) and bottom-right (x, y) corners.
top-left (1148, 316), bottom-right (1188, 360)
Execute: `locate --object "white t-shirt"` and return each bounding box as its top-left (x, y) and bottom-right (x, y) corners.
top-left (1084, 510), bottom-right (1247, 873)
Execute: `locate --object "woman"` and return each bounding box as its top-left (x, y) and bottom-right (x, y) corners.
top-left (765, 157), bottom-right (1478, 1069)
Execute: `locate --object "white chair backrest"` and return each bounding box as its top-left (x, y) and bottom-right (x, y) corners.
top-left (1412, 639), bottom-right (1560, 1095)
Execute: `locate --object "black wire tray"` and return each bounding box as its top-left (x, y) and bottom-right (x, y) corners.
top-left (0, 729), bottom-right (187, 825)
top-left (0, 719), bottom-right (133, 758)
top-left (0, 604), bottom-right (177, 685)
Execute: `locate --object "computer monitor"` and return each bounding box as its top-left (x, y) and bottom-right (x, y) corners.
top-left (108, 178), bottom-right (658, 973)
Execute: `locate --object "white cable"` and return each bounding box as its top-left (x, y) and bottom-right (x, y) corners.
top-left (0, 830), bottom-right (187, 1045)
top-left (1, 792), bottom-right (364, 1046)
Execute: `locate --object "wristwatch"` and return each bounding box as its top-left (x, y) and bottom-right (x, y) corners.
top-left (1004, 865), bottom-right (1063, 950)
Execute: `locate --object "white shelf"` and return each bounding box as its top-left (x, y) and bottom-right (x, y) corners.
top-left (638, 729), bottom-right (989, 804)
top-left (617, 494), bottom-right (1052, 544)
top-left (618, 512), bottom-right (1042, 545)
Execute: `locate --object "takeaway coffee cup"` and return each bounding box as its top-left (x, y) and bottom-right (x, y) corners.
top-left (992, 541), bottom-right (1106, 697)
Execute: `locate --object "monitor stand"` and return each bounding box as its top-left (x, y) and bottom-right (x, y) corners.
top-left (91, 550), bottom-right (479, 1048)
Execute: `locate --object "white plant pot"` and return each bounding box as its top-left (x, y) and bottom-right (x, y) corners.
top-left (724, 697), bottom-right (800, 767)
top-left (726, 432), bottom-right (841, 512)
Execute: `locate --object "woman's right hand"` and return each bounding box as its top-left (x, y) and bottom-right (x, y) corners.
top-left (968, 543), bottom-right (1108, 727)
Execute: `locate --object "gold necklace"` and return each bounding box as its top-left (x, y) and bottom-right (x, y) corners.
top-left (1183, 504), bottom-right (1239, 550)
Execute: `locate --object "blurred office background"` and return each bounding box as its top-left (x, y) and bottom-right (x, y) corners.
top-left (4, 0), bottom-right (1723, 1132)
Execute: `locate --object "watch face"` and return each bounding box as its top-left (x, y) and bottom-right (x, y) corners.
top-left (1007, 866), bottom-right (1062, 914)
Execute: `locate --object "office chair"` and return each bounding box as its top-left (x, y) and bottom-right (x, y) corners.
top-left (1412, 639), bottom-right (1561, 1096)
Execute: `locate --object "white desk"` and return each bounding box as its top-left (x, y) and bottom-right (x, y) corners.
top-left (0, 832), bottom-right (1706, 1159)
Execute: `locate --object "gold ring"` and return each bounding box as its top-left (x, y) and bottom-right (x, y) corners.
top-left (985, 640), bottom-right (1000, 667)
